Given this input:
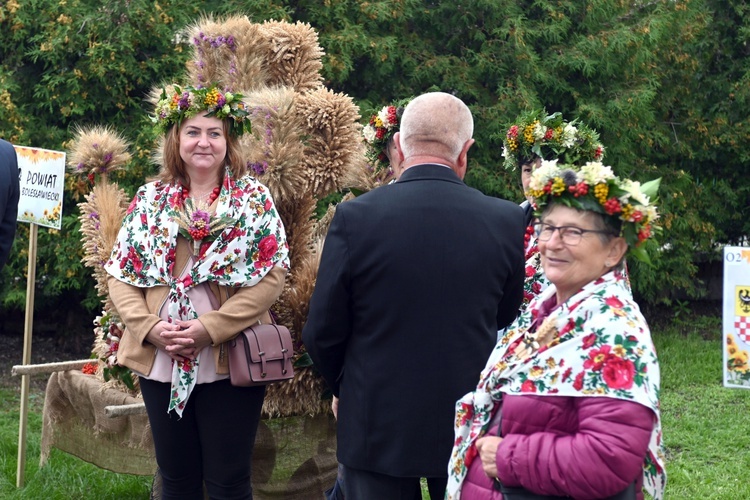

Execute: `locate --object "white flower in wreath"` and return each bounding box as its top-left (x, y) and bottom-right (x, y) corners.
top-left (561, 122), bottom-right (578, 148)
top-left (528, 159), bottom-right (560, 191)
top-left (363, 124), bottom-right (377, 143)
top-left (533, 122), bottom-right (547, 140)
top-left (501, 145), bottom-right (509, 159)
top-left (377, 106), bottom-right (392, 129)
top-left (619, 179), bottom-right (650, 206)
top-left (578, 161), bottom-right (615, 185)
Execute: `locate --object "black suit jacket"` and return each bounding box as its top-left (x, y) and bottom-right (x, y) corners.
top-left (302, 164), bottom-right (525, 477)
top-left (0, 140), bottom-right (19, 271)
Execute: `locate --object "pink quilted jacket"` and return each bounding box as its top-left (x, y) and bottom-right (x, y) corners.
top-left (459, 393), bottom-right (655, 500)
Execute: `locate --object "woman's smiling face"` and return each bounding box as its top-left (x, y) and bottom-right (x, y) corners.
top-left (179, 115), bottom-right (227, 175)
top-left (539, 204), bottom-right (626, 303)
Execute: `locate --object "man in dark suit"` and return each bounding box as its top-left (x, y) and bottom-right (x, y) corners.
top-left (0, 139), bottom-right (20, 271)
top-left (302, 92), bottom-right (525, 499)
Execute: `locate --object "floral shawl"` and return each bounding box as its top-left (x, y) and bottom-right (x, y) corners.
top-left (447, 270), bottom-right (666, 499)
top-left (105, 169), bottom-right (290, 416)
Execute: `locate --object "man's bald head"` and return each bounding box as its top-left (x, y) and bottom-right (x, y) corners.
top-left (399, 92), bottom-right (474, 163)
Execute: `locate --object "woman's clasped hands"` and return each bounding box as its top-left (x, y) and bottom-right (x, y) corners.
top-left (147, 319), bottom-right (213, 362)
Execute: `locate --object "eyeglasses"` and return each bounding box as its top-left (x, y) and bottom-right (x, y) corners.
top-left (534, 223), bottom-right (613, 246)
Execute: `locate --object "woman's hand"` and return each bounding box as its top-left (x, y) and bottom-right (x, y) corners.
top-left (159, 319), bottom-right (213, 360)
top-left (146, 321), bottom-right (187, 361)
top-left (475, 435), bottom-right (503, 479)
top-left (147, 319), bottom-right (212, 361)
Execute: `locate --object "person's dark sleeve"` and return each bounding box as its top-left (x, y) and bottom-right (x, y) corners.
top-left (0, 142), bottom-right (20, 271)
top-left (301, 207), bottom-right (353, 396)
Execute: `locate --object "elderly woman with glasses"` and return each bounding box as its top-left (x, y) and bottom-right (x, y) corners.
top-left (446, 161), bottom-right (666, 500)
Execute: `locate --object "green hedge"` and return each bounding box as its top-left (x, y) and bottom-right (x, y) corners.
top-left (1, 0), bottom-right (746, 322)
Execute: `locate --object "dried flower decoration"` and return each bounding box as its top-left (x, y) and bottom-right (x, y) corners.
top-left (152, 84), bottom-right (251, 137)
top-left (362, 98), bottom-right (412, 169)
top-left (173, 197), bottom-right (233, 256)
top-left (67, 125), bottom-right (131, 184)
top-left (93, 310), bottom-right (136, 390)
top-left (502, 110), bottom-right (604, 172)
top-left (528, 160), bottom-right (661, 262)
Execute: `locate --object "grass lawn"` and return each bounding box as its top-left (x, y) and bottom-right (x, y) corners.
top-left (0, 308), bottom-right (745, 499)
top-left (0, 388), bottom-right (152, 499)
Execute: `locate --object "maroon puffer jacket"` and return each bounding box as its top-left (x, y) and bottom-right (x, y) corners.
top-left (460, 393), bottom-right (655, 500)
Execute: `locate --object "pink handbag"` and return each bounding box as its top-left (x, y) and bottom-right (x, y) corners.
top-left (227, 323), bottom-right (295, 386)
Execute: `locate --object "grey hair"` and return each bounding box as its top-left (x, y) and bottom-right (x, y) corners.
top-left (399, 92), bottom-right (473, 161)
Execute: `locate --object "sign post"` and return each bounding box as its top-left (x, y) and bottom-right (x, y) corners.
top-left (722, 246), bottom-right (750, 388)
top-left (13, 145), bottom-right (65, 487)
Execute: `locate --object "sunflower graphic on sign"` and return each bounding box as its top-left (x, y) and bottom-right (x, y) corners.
top-left (726, 288), bottom-right (750, 384)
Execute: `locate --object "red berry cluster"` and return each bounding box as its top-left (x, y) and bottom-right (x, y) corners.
top-left (523, 225), bottom-right (535, 247)
top-left (81, 362), bottom-right (97, 375)
top-left (637, 226), bottom-right (651, 242)
top-left (386, 106), bottom-right (398, 125)
top-left (544, 128), bottom-right (554, 140)
top-left (603, 197), bottom-right (622, 215)
top-left (189, 227), bottom-right (210, 240)
top-left (568, 182), bottom-right (589, 197)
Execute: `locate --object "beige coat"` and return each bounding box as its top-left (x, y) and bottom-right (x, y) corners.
top-left (107, 236), bottom-right (287, 376)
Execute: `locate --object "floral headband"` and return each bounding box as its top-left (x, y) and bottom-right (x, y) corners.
top-left (527, 160), bottom-right (660, 262)
top-left (152, 84), bottom-right (251, 136)
top-left (362, 98), bottom-right (412, 168)
top-left (502, 110), bottom-right (604, 172)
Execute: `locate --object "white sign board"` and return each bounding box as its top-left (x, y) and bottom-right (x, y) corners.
top-left (14, 145), bottom-right (66, 230)
top-left (723, 246), bottom-right (750, 388)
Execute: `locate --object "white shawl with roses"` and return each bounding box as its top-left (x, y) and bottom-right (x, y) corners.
top-left (105, 170), bottom-right (289, 417)
top-left (447, 270), bottom-right (666, 500)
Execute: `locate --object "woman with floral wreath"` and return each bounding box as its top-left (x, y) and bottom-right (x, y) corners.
top-left (501, 110), bottom-right (605, 308)
top-left (362, 98), bottom-right (412, 182)
top-left (447, 161), bottom-right (665, 500)
top-left (105, 83), bottom-right (290, 499)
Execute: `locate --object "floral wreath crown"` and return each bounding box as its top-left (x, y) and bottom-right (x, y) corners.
top-left (502, 110), bottom-right (604, 171)
top-left (527, 160), bottom-right (661, 262)
top-left (362, 98), bottom-right (412, 168)
top-left (152, 84), bottom-right (251, 137)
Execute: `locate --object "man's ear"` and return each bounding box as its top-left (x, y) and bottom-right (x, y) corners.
top-left (393, 132), bottom-right (405, 163)
top-left (455, 138), bottom-right (475, 179)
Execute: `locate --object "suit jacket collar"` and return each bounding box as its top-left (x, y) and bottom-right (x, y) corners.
top-left (398, 163), bottom-right (463, 185)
